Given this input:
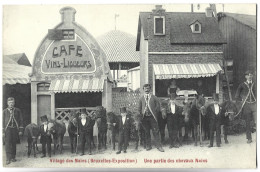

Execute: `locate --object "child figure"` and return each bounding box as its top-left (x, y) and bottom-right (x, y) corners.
top-left (116, 107), bottom-right (133, 154)
top-left (207, 93), bottom-right (222, 147)
top-left (79, 109), bottom-right (95, 155)
top-left (39, 115), bottom-right (52, 158)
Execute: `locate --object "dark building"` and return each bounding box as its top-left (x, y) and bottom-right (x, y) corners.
top-left (217, 12), bottom-right (256, 95)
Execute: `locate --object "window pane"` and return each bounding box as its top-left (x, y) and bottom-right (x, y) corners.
top-left (155, 18), bottom-right (163, 34)
top-left (195, 24), bottom-right (199, 31)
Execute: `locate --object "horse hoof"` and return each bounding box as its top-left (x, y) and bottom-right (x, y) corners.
top-left (225, 140), bottom-right (229, 144)
top-left (194, 143), bottom-right (197, 146)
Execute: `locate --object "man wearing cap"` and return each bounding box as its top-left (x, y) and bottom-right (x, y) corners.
top-left (3, 97), bottom-right (23, 165)
top-left (39, 115), bottom-right (52, 158)
top-left (138, 84), bottom-right (164, 152)
top-left (207, 93), bottom-right (222, 147)
top-left (235, 70), bottom-right (256, 143)
top-left (166, 93), bottom-right (183, 148)
top-left (116, 107), bottom-right (133, 154)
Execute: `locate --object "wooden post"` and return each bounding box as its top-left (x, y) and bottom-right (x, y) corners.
top-left (51, 92), bottom-right (55, 120)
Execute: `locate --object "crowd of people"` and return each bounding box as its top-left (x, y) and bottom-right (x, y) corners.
top-left (2, 70), bottom-right (256, 165)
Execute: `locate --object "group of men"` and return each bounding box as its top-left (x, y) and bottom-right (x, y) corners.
top-left (2, 70), bottom-right (257, 165)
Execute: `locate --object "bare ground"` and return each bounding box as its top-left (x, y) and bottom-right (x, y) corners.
top-left (2, 132), bottom-right (256, 169)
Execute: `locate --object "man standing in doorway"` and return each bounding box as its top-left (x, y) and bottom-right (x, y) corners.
top-left (138, 84), bottom-right (164, 152)
top-left (3, 97), bottom-right (24, 165)
top-left (235, 70), bottom-right (256, 143)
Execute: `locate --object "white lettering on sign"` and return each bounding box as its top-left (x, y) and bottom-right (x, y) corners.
top-left (41, 34), bottom-right (96, 74)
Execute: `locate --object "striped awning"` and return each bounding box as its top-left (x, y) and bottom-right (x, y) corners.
top-left (49, 78), bottom-right (104, 93)
top-left (153, 63), bottom-right (223, 79)
top-left (3, 64), bottom-right (31, 85)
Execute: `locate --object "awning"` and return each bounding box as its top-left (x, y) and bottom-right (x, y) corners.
top-left (49, 78), bottom-right (104, 93)
top-left (153, 63), bottom-right (223, 79)
top-left (3, 64), bottom-right (31, 85)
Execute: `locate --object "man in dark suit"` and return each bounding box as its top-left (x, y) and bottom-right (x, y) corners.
top-left (138, 84), bottom-right (164, 152)
top-left (79, 109), bottom-right (95, 155)
top-left (235, 70), bottom-right (256, 143)
top-left (116, 107), bottom-right (133, 154)
top-left (207, 93), bottom-right (222, 148)
top-left (166, 93), bottom-right (183, 148)
top-left (3, 97), bottom-right (23, 165)
top-left (39, 115), bottom-right (52, 158)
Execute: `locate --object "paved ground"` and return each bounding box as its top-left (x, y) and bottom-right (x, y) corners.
top-left (2, 133), bottom-right (256, 169)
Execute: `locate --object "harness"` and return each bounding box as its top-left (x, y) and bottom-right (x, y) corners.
top-left (234, 82), bottom-right (255, 118)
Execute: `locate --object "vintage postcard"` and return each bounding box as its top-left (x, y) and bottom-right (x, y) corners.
top-left (2, 3), bottom-right (257, 169)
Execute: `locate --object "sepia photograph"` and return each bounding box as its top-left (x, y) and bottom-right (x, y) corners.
top-left (1, 2), bottom-right (257, 169)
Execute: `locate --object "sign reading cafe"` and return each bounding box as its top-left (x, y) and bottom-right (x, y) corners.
top-left (41, 35), bottom-right (96, 74)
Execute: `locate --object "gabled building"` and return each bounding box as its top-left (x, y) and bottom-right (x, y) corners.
top-left (218, 12), bottom-right (256, 92)
top-left (136, 5), bottom-right (226, 101)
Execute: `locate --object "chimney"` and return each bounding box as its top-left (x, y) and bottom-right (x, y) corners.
top-left (152, 5), bottom-right (165, 13)
top-left (205, 7), bottom-right (213, 17)
top-left (60, 7), bottom-right (76, 23)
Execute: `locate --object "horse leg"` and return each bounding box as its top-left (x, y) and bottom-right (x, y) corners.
top-left (194, 125), bottom-right (198, 146)
top-left (112, 129), bottom-right (116, 151)
top-left (223, 124), bottom-right (229, 144)
top-left (33, 141), bottom-right (36, 158)
top-left (28, 139), bottom-right (32, 158)
top-left (104, 132), bottom-right (107, 149)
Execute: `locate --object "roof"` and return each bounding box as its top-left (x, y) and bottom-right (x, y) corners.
top-left (3, 53), bottom-right (31, 67)
top-left (3, 64), bottom-right (31, 85)
top-left (219, 12), bottom-right (256, 30)
top-left (153, 63), bottom-right (223, 79)
top-left (137, 12), bottom-right (226, 50)
top-left (97, 30), bottom-right (140, 63)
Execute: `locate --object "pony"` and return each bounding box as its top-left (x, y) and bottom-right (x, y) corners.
top-left (47, 120), bottom-right (66, 154)
top-left (96, 106), bottom-right (108, 150)
top-left (106, 112), bottom-right (118, 150)
top-left (190, 95), bottom-right (206, 146)
top-left (24, 123), bottom-right (40, 157)
top-left (68, 110), bottom-right (80, 153)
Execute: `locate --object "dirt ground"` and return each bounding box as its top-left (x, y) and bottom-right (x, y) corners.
top-left (2, 132), bottom-right (256, 169)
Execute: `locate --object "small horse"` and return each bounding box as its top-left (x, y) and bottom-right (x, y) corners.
top-left (96, 106), bottom-right (107, 150)
top-left (48, 120), bottom-right (66, 154)
top-left (68, 110), bottom-right (80, 153)
top-left (190, 95), bottom-right (206, 146)
top-left (106, 112), bottom-right (118, 150)
top-left (24, 123), bottom-right (40, 157)
top-left (220, 100), bottom-right (238, 144)
top-left (133, 113), bottom-right (146, 150)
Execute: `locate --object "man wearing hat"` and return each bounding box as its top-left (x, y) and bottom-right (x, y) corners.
top-left (138, 84), bottom-right (164, 152)
top-left (3, 97), bottom-right (23, 165)
top-left (78, 109), bottom-right (95, 155)
top-left (166, 93), bottom-right (183, 148)
top-left (235, 70), bottom-right (256, 143)
top-left (116, 107), bottom-right (133, 154)
top-left (206, 93), bottom-right (222, 147)
top-left (39, 115), bottom-right (52, 158)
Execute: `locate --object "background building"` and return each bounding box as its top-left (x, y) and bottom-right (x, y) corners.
top-left (136, 5), bottom-right (225, 101)
top-left (217, 12), bottom-right (256, 97)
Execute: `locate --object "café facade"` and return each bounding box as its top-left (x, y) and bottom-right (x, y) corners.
top-left (30, 7), bottom-right (112, 124)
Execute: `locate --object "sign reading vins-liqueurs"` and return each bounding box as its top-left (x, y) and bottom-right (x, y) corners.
top-left (41, 36), bottom-right (96, 74)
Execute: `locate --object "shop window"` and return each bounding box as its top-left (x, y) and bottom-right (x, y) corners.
top-left (62, 29), bottom-right (74, 40)
top-left (37, 82), bottom-right (50, 91)
top-left (154, 16), bottom-right (165, 35)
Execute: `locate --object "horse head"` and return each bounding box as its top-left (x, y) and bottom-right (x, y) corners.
top-left (160, 100), bottom-right (168, 120)
top-left (182, 101), bottom-right (192, 123)
top-left (47, 121), bottom-right (55, 135)
top-left (107, 112), bottom-right (116, 130)
top-left (193, 95), bottom-right (206, 116)
top-left (223, 101), bottom-right (238, 121)
top-left (68, 110), bottom-right (79, 127)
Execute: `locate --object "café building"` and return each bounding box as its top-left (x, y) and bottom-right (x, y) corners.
top-left (30, 7), bottom-right (112, 124)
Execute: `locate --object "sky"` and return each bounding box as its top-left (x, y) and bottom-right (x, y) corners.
top-left (2, 3), bottom-right (257, 64)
